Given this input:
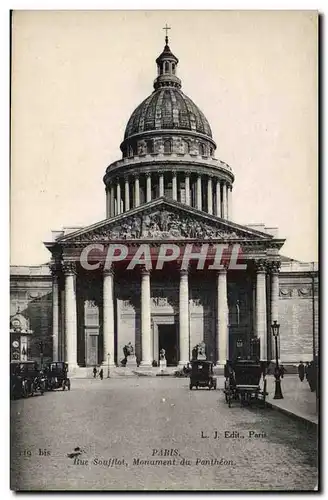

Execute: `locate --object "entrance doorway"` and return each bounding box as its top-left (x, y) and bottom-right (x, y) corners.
top-left (158, 324), bottom-right (178, 366)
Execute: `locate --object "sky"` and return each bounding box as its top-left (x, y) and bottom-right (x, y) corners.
top-left (10, 10), bottom-right (318, 265)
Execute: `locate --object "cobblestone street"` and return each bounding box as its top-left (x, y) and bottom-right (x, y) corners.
top-left (11, 377), bottom-right (318, 491)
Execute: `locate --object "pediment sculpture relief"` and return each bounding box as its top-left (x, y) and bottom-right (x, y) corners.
top-left (75, 208), bottom-right (251, 242)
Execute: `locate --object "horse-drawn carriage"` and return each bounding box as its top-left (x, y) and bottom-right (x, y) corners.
top-left (10, 361), bottom-right (46, 399)
top-left (44, 362), bottom-right (71, 391)
top-left (189, 360), bottom-right (217, 390)
top-left (223, 358), bottom-right (267, 407)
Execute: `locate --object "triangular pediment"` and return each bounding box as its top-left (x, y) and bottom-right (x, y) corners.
top-left (57, 198), bottom-right (276, 243)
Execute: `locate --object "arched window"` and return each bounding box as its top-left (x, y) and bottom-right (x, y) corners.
top-left (209, 147), bottom-right (213, 157)
top-left (165, 61), bottom-right (170, 73)
top-left (199, 143), bottom-right (206, 156)
top-left (172, 63), bottom-right (176, 74)
top-left (164, 139), bottom-right (172, 153)
top-left (128, 145), bottom-right (133, 157)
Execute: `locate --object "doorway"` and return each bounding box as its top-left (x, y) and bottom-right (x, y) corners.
top-left (158, 324), bottom-right (178, 366)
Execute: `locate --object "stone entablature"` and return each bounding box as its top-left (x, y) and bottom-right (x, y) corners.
top-left (104, 153), bottom-right (233, 182)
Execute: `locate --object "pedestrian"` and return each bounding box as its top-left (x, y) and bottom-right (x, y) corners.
top-left (93, 366), bottom-right (97, 378)
top-left (99, 368), bottom-right (103, 380)
top-left (298, 361), bottom-right (305, 382)
top-left (279, 364), bottom-right (285, 378)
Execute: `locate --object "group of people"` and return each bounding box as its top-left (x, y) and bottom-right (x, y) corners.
top-left (297, 361), bottom-right (311, 382)
top-left (93, 367), bottom-right (104, 380)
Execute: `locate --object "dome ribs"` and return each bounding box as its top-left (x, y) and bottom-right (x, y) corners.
top-left (162, 89), bottom-right (173, 129)
top-left (143, 92), bottom-right (158, 131)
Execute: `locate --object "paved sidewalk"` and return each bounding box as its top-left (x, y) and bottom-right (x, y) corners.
top-left (265, 375), bottom-right (318, 425)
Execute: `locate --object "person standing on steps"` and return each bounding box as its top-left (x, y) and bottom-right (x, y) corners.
top-left (99, 368), bottom-right (103, 380)
top-left (93, 366), bottom-right (97, 378)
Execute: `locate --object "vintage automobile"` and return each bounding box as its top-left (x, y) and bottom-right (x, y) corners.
top-left (189, 360), bottom-right (217, 390)
top-left (10, 361), bottom-right (46, 399)
top-left (45, 362), bottom-right (71, 391)
top-left (224, 358), bottom-right (267, 407)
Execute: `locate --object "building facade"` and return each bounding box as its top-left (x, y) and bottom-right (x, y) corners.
top-left (10, 37), bottom-right (318, 370)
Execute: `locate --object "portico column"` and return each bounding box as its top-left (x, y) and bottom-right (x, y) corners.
top-left (159, 173), bottom-right (164, 197)
top-left (63, 262), bottom-right (77, 369)
top-left (110, 184), bottom-right (115, 217)
top-left (116, 180), bottom-right (121, 215)
top-left (146, 173), bottom-right (152, 202)
top-left (207, 176), bottom-right (213, 214)
top-left (140, 268), bottom-right (152, 366)
top-left (172, 171), bottom-right (177, 201)
top-left (134, 175), bottom-right (140, 207)
top-left (217, 268), bottom-right (228, 365)
top-left (270, 261), bottom-right (280, 323)
top-left (185, 173), bottom-right (190, 205)
top-left (221, 182), bottom-right (226, 218)
top-left (179, 269), bottom-right (189, 366)
top-left (255, 260), bottom-right (268, 361)
top-left (197, 175), bottom-right (202, 210)
top-left (215, 179), bottom-right (221, 217)
top-left (103, 268), bottom-right (115, 366)
top-left (50, 264), bottom-right (59, 362)
top-left (124, 177), bottom-right (130, 212)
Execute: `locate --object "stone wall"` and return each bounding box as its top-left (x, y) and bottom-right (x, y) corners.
top-left (278, 263), bottom-right (318, 363)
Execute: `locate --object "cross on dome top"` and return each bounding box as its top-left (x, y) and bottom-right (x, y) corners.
top-left (163, 23), bottom-right (171, 45)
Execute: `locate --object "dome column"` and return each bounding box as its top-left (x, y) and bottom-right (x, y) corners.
top-left (221, 182), bottom-right (227, 219)
top-left (116, 179), bottom-right (122, 215)
top-left (185, 172), bottom-right (190, 206)
top-left (172, 172), bottom-right (177, 201)
top-left (110, 184), bottom-right (115, 217)
top-left (134, 174), bottom-right (140, 208)
top-left (215, 179), bottom-right (222, 217)
top-left (227, 184), bottom-right (232, 220)
top-left (124, 177), bottom-right (130, 212)
top-left (146, 173), bottom-right (152, 203)
top-left (159, 173), bottom-right (164, 197)
top-left (207, 176), bottom-right (213, 214)
top-left (197, 175), bottom-right (202, 211)
top-left (106, 187), bottom-right (111, 219)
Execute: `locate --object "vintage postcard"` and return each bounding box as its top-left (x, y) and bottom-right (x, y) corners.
top-left (10, 10), bottom-right (318, 491)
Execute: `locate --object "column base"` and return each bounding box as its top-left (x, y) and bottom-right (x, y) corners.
top-left (139, 361), bottom-right (152, 367)
top-left (216, 361), bottom-right (227, 367)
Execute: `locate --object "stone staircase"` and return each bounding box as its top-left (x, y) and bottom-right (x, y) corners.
top-left (70, 365), bottom-right (180, 379)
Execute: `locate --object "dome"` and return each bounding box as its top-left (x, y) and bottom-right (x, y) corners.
top-left (124, 87), bottom-right (213, 140)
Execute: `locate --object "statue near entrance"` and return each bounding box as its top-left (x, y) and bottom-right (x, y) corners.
top-left (192, 341), bottom-right (207, 361)
top-left (122, 342), bottom-right (137, 367)
top-left (159, 348), bottom-right (167, 371)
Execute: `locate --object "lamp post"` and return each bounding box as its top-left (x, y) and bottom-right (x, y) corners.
top-left (107, 352), bottom-right (110, 378)
top-left (39, 341), bottom-right (44, 370)
top-left (271, 320), bottom-right (283, 399)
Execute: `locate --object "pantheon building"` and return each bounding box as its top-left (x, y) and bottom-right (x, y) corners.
top-left (10, 36), bottom-right (318, 372)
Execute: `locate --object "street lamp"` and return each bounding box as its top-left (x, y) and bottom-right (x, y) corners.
top-left (271, 320), bottom-right (283, 399)
top-left (107, 353), bottom-right (110, 378)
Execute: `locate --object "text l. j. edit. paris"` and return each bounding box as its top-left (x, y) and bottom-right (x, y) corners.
top-left (201, 430), bottom-right (267, 439)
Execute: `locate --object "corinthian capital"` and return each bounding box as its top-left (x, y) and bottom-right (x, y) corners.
top-left (62, 261), bottom-right (77, 276)
top-left (267, 260), bottom-right (281, 274)
top-left (49, 261), bottom-right (61, 277)
top-left (254, 259), bottom-right (267, 273)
